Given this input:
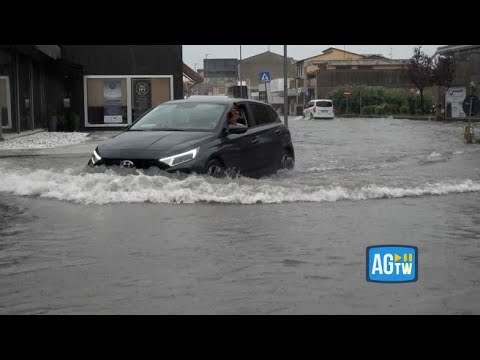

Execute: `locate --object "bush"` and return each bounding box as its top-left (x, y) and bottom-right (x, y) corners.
top-left (327, 85), bottom-right (435, 116)
top-left (70, 113), bottom-right (80, 132)
top-left (57, 115), bottom-right (67, 131)
top-left (362, 105), bottom-right (377, 115)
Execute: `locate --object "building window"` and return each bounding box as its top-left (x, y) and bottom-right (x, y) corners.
top-left (132, 78), bottom-right (172, 122)
top-left (86, 77), bottom-right (128, 125)
top-left (0, 76), bottom-right (12, 129)
top-left (84, 75), bottom-right (173, 127)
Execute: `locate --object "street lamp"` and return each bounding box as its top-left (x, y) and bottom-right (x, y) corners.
top-left (284, 45), bottom-right (288, 128)
top-left (204, 53), bottom-right (210, 95)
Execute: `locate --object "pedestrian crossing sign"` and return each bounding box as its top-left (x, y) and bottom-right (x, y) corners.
top-left (259, 71), bottom-right (271, 83)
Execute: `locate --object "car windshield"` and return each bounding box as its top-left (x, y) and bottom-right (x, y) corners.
top-left (129, 102), bottom-right (227, 131)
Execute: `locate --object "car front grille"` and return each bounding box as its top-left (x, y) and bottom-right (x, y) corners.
top-left (102, 159), bottom-right (167, 170)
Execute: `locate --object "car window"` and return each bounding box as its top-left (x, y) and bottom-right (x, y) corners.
top-left (237, 104), bottom-right (250, 127)
top-left (316, 101), bottom-right (332, 107)
top-left (267, 106), bottom-right (281, 123)
top-left (248, 103), bottom-right (277, 126)
top-left (130, 102), bottom-right (227, 131)
top-left (307, 101), bottom-right (314, 108)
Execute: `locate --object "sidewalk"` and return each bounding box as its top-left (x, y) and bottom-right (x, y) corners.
top-left (1, 129), bottom-right (45, 141)
top-left (0, 131), bottom-right (90, 151)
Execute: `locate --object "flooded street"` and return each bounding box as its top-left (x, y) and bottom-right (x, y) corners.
top-left (1, 117), bottom-right (480, 314)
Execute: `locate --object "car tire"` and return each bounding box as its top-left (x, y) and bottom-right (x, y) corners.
top-left (205, 159), bottom-right (225, 177)
top-left (310, 113), bottom-right (314, 120)
top-left (280, 150), bottom-right (295, 170)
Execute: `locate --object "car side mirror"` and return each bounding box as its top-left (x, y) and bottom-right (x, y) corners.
top-left (226, 125), bottom-right (248, 134)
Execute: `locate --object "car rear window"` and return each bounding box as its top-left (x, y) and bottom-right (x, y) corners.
top-left (316, 101), bottom-right (332, 107)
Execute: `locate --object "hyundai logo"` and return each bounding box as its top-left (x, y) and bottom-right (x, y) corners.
top-left (120, 160), bottom-right (135, 168)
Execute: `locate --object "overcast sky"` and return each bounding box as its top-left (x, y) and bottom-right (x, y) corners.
top-left (183, 45), bottom-right (444, 70)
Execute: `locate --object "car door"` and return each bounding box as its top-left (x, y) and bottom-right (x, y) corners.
top-left (218, 103), bottom-right (258, 175)
top-left (305, 100), bottom-right (314, 117)
top-left (245, 102), bottom-right (281, 174)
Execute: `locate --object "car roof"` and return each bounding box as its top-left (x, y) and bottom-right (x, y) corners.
top-left (312, 99), bottom-right (333, 102)
top-left (169, 96), bottom-right (269, 106)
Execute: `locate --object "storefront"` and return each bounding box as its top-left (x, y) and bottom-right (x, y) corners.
top-left (84, 75), bottom-right (173, 127)
top-left (0, 75), bottom-right (12, 130)
top-left (0, 45), bottom-right (183, 133)
top-left (0, 46), bottom-right (51, 133)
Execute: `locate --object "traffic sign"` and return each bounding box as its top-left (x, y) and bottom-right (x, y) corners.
top-left (344, 91), bottom-right (351, 97)
top-left (462, 95), bottom-right (480, 116)
top-left (259, 71), bottom-right (271, 83)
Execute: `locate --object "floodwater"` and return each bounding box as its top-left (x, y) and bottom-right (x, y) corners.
top-left (1, 117), bottom-right (479, 314)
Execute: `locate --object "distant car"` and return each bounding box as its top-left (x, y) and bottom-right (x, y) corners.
top-left (88, 97), bottom-right (295, 178)
top-left (303, 99), bottom-right (335, 119)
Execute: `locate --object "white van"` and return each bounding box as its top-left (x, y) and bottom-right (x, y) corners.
top-left (303, 99), bottom-right (335, 119)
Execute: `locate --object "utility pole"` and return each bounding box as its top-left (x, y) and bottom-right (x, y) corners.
top-left (204, 53), bottom-right (210, 95)
top-left (284, 45), bottom-right (288, 128)
top-left (295, 78), bottom-right (299, 114)
top-left (0, 110), bottom-right (3, 141)
top-left (359, 90), bottom-right (362, 115)
top-left (239, 45), bottom-right (243, 98)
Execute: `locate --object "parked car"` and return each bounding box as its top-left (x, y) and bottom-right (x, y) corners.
top-left (88, 97), bottom-right (295, 177)
top-left (303, 99), bottom-right (335, 119)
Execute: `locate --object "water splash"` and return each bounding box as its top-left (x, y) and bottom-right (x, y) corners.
top-left (1, 165), bottom-right (479, 205)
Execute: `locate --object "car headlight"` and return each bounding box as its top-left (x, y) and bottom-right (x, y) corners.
top-left (159, 147), bottom-right (199, 167)
top-left (90, 148), bottom-right (102, 165)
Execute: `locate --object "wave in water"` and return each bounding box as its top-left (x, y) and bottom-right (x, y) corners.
top-left (0, 166), bottom-right (479, 205)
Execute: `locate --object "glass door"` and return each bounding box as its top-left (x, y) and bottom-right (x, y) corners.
top-left (0, 76), bottom-right (12, 129)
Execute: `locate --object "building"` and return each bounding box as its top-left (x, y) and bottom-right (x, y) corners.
top-left (190, 51), bottom-right (297, 110)
top-left (314, 57), bottom-right (410, 98)
top-left (0, 45), bottom-right (184, 133)
top-left (193, 58), bottom-right (239, 96)
top-left (265, 77), bottom-right (299, 115)
top-left (183, 63), bottom-right (204, 98)
top-left (295, 47), bottom-right (411, 103)
top-left (296, 47), bottom-right (364, 104)
top-left (435, 45), bottom-right (480, 118)
top-left (239, 51), bottom-right (296, 90)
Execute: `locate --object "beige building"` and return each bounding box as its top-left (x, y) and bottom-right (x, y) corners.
top-left (296, 47), bottom-right (364, 104)
top-left (239, 51), bottom-right (296, 94)
top-left (296, 47), bottom-right (411, 103)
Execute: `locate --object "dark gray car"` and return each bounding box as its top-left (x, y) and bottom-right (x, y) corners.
top-left (88, 97), bottom-right (295, 177)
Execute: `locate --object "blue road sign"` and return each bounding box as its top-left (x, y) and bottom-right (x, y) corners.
top-left (259, 71), bottom-right (271, 83)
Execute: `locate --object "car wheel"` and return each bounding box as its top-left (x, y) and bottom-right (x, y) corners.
top-left (310, 113), bottom-right (314, 120)
top-left (205, 159), bottom-right (225, 177)
top-left (280, 150), bottom-right (295, 170)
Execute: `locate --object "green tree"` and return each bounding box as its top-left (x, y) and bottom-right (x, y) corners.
top-left (407, 46), bottom-right (434, 114)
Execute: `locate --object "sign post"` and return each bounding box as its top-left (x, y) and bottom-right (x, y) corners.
top-left (344, 90), bottom-right (351, 114)
top-left (462, 94), bottom-right (480, 143)
top-left (259, 71), bottom-right (271, 105)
